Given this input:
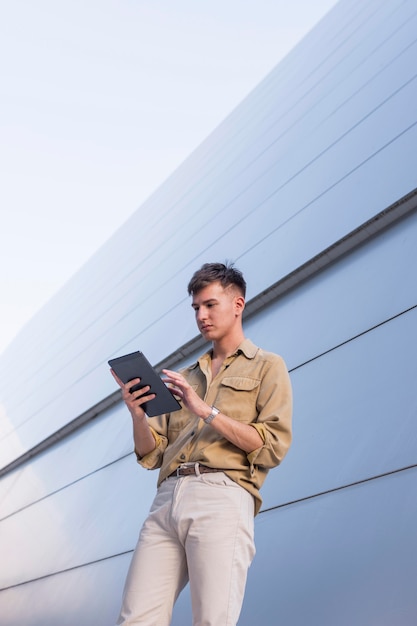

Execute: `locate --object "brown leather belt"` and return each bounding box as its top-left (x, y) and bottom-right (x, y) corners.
top-left (168, 463), bottom-right (223, 478)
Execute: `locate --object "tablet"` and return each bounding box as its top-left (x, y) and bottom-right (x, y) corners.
top-left (108, 350), bottom-right (182, 417)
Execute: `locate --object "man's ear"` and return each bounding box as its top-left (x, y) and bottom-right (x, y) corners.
top-left (234, 295), bottom-right (245, 316)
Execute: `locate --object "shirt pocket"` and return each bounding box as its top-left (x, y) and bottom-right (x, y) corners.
top-left (216, 376), bottom-right (260, 422)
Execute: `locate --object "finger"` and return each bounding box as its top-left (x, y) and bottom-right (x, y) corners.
top-left (162, 370), bottom-right (185, 387)
top-left (129, 384), bottom-right (154, 400)
top-left (161, 376), bottom-right (178, 388)
top-left (131, 390), bottom-right (156, 406)
top-left (125, 384), bottom-right (155, 401)
top-left (120, 379), bottom-right (143, 402)
top-left (168, 387), bottom-right (183, 399)
top-left (162, 369), bottom-right (180, 380)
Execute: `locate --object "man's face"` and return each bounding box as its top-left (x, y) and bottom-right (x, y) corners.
top-left (191, 281), bottom-right (244, 342)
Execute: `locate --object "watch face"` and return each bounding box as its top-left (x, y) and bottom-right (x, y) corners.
top-left (204, 407), bottom-right (219, 424)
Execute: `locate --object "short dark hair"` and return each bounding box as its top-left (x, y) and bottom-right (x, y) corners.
top-left (187, 262), bottom-right (246, 297)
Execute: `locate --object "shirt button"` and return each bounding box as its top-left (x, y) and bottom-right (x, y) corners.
top-left (180, 454), bottom-right (186, 460)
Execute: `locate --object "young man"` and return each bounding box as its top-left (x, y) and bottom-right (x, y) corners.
top-left (111, 262), bottom-right (292, 626)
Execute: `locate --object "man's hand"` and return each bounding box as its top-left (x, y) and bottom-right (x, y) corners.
top-left (162, 368), bottom-right (263, 453)
top-left (110, 369), bottom-right (156, 420)
top-left (162, 369), bottom-right (211, 420)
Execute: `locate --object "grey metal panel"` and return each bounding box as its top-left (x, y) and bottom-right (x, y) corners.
top-left (0, 455), bottom-right (156, 588)
top-left (260, 305), bottom-right (417, 511)
top-left (232, 7), bottom-right (417, 177)
top-left (239, 469), bottom-right (417, 626)
top-left (0, 402), bottom-right (133, 519)
top-left (244, 208), bottom-right (417, 369)
top-left (0, 555), bottom-right (129, 626)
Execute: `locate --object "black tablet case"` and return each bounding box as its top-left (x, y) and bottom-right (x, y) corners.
top-left (108, 350), bottom-right (182, 417)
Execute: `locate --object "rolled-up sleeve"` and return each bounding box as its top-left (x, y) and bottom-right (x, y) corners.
top-left (247, 355), bottom-right (292, 469)
top-left (135, 418), bottom-right (169, 469)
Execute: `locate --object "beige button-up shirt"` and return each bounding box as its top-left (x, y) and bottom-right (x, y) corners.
top-left (137, 338), bottom-right (292, 515)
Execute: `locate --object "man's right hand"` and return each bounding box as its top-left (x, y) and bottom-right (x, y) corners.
top-left (110, 369), bottom-right (156, 420)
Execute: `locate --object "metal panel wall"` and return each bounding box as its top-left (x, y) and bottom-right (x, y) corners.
top-left (1, 0), bottom-right (416, 624)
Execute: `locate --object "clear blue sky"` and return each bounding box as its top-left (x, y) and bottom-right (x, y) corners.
top-left (0, 0), bottom-right (338, 354)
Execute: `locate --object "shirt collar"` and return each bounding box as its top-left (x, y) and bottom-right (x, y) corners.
top-left (236, 338), bottom-right (258, 359)
top-left (189, 338), bottom-right (258, 370)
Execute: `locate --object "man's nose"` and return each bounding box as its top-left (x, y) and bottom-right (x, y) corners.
top-left (196, 307), bottom-right (207, 321)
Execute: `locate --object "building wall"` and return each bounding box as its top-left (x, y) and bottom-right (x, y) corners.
top-left (1, 0), bottom-right (417, 624)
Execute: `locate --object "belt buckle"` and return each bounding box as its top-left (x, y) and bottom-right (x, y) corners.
top-left (176, 463), bottom-right (193, 477)
top-left (169, 463), bottom-right (219, 480)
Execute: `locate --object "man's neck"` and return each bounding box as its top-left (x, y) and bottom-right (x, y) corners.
top-left (211, 333), bottom-right (245, 362)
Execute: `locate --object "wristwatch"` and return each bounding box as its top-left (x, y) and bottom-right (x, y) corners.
top-left (203, 406), bottom-right (220, 424)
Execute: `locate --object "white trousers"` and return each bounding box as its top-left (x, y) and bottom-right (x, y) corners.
top-left (116, 471), bottom-right (255, 626)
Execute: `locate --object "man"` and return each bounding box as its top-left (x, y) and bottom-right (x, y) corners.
top-left (111, 262), bottom-right (292, 626)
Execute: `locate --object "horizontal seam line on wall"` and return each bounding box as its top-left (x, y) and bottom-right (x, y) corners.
top-left (0, 550), bottom-right (133, 593)
top-left (260, 462), bottom-right (417, 514)
top-left (290, 302), bottom-right (417, 372)
top-left (0, 453), bottom-right (132, 523)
